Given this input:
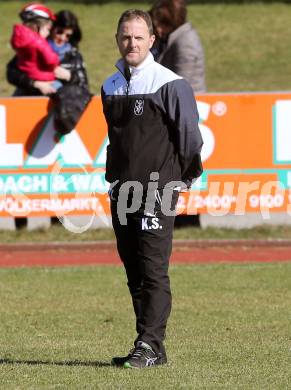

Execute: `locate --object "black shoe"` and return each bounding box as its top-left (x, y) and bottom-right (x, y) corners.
top-left (111, 348), bottom-right (134, 366)
top-left (123, 341), bottom-right (167, 369)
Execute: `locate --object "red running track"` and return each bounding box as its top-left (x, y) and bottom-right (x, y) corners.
top-left (0, 240), bottom-right (291, 267)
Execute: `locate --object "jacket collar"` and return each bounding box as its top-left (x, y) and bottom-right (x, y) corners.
top-left (115, 52), bottom-right (154, 80)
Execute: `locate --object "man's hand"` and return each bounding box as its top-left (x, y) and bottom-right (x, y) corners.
top-left (54, 66), bottom-right (71, 81)
top-left (33, 81), bottom-right (56, 95)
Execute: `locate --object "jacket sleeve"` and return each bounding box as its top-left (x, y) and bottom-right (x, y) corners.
top-left (62, 50), bottom-right (89, 89)
top-left (6, 55), bottom-right (37, 93)
top-left (165, 78), bottom-right (203, 188)
top-left (38, 40), bottom-right (60, 69)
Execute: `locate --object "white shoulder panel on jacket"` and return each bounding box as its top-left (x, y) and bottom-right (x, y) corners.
top-left (102, 53), bottom-right (182, 96)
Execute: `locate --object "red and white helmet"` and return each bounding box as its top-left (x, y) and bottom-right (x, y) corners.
top-left (19, 3), bottom-right (56, 22)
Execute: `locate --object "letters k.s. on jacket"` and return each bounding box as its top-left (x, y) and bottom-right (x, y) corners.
top-left (101, 53), bottom-right (203, 190)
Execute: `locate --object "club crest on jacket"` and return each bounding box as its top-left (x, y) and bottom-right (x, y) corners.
top-left (134, 99), bottom-right (144, 116)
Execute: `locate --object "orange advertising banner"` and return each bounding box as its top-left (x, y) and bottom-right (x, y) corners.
top-left (0, 92), bottom-right (291, 217)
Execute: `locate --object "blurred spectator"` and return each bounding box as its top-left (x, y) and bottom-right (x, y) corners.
top-left (10, 3), bottom-right (62, 95)
top-left (150, 0), bottom-right (206, 93)
top-left (8, 9), bottom-right (91, 135)
top-left (7, 9), bottom-right (89, 98)
top-left (6, 8), bottom-right (91, 229)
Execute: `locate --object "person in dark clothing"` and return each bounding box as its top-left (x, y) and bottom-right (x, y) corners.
top-left (6, 9), bottom-right (91, 229)
top-left (101, 9), bottom-right (203, 369)
top-left (10, 3), bottom-right (60, 92)
top-left (7, 9), bottom-right (89, 96)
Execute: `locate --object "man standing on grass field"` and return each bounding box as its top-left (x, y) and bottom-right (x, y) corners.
top-left (101, 9), bottom-right (203, 369)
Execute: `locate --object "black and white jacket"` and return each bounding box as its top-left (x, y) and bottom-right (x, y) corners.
top-left (101, 53), bottom-right (203, 190)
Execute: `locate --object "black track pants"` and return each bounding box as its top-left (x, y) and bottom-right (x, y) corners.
top-left (111, 190), bottom-right (178, 355)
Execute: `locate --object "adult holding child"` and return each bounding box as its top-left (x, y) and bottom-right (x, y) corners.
top-left (7, 5), bottom-right (91, 135)
top-left (7, 4), bottom-right (89, 98)
top-left (6, 4), bottom-right (91, 229)
top-left (9, 3), bottom-right (62, 96)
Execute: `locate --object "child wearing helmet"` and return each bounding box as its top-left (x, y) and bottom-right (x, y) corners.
top-left (10, 3), bottom-right (61, 90)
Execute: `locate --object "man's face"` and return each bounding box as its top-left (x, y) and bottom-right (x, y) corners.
top-left (116, 17), bottom-right (155, 67)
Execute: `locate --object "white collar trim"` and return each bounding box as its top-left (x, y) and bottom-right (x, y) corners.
top-left (115, 52), bottom-right (154, 78)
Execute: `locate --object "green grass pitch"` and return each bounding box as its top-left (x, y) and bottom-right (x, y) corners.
top-left (0, 262), bottom-right (291, 388)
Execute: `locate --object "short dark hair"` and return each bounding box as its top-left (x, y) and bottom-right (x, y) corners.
top-left (117, 9), bottom-right (154, 35)
top-left (53, 10), bottom-right (82, 47)
top-left (150, 0), bottom-right (187, 32)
